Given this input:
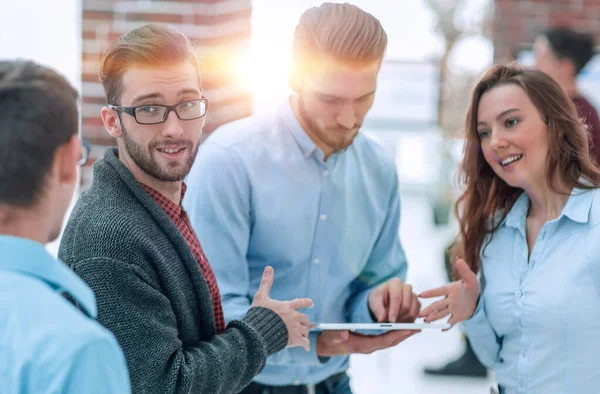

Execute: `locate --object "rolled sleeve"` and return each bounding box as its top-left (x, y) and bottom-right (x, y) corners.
top-left (348, 289), bottom-right (376, 324)
top-left (461, 296), bottom-right (501, 369)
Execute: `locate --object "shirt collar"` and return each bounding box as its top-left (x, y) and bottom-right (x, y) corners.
top-left (0, 235), bottom-right (97, 317)
top-left (561, 187), bottom-right (595, 223)
top-left (282, 97), bottom-right (318, 158)
top-left (504, 192), bottom-right (529, 229)
top-left (503, 186), bottom-right (595, 229)
top-left (140, 182), bottom-right (187, 220)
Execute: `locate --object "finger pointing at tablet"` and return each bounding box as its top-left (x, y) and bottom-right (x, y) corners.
top-left (368, 278), bottom-right (421, 323)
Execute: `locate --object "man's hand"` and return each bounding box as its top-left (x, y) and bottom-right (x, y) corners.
top-left (251, 266), bottom-right (314, 350)
top-left (368, 278), bottom-right (421, 323)
top-left (418, 258), bottom-right (480, 328)
top-left (316, 329), bottom-right (419, 356)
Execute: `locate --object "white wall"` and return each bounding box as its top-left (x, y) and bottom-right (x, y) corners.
top-left (0, 0), bottom-right (82, 256)
top-left (0, 0), bottom-right (82, 89)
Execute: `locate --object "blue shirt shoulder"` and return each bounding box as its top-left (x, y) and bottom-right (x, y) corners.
top-left (203, 109), bottom-right (281, 149)
top-left (202, 103), bottom-right (397, 188)
top-left (0, 236), bottom-right (131, 394)
top-left (586, 187), bottom-right (600, 227)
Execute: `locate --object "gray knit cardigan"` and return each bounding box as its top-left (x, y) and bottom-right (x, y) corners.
top-left (59, 148), bottom-right (288, 394)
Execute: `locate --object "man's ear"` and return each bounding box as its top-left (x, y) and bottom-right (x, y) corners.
top-left (54, 135), bottom-right (81, 185)
top-left (101, 106), bottom-right (123, 138)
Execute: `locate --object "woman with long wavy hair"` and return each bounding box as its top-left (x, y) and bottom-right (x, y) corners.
top-left (419, 64), bottom-right (600, 393)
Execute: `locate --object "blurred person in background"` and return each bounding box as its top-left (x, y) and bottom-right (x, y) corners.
top-left (535, 27), bottom-right (600, 165)
top-left (59, 24), bottom-right (313, 394)
top-left (0, 60), bottom-right (130, 394)
top-left (184, 3), bottom-right (421, 394)
top-left (420, 64), bottom-right (600, 394)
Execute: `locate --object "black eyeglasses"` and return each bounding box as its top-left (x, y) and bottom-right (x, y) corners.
top-left (109, 98), bottom-right (209, 125)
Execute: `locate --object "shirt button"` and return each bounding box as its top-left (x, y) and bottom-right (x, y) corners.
top-left (517, 291), bottom-right (523, 299)
top-left (519, 380), bottom-right (524, 388)
top-left (313, 258), bottom-right (320, 264)
top-left (323, 170), bottom-right (329, 176)
top-left (293, 380), bottom-right (301, 385)
top-left (320, 214), bottom-right (327, 221)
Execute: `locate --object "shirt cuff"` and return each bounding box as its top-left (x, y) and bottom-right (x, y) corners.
top-left (291, 331), bottom-right (326, 366)
top-left (461, 296), bottom-right (486, 334)
top-left (349, 290), bottom-right (376, 323)
top-left (349, 290), bottom-right (387, 335)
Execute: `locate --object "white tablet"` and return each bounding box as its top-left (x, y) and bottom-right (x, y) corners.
top-left (311, 322), bottom-right (450, 330)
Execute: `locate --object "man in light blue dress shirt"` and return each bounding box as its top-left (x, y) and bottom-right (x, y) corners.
top-left (184, 3), bottom-right (420, 393)
top-left (0, 60), bottom-right (130, 394)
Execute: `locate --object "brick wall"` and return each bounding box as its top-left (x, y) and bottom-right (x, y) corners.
top-left (493, 0), bottom-right (600, 62)
top-left (81, 0), bottom-right (253, 147)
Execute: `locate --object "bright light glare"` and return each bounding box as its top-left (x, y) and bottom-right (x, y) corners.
top-left (233, 47), bottom-right (293, 112)
top-left (448, 35), bottom-right (494, 74)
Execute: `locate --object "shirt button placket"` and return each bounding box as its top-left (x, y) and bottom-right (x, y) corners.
top-left (310, 165), bottom-right (330, 312)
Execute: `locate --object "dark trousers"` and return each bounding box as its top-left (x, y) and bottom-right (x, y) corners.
top-left (239, 372), bottom-right (351, 394)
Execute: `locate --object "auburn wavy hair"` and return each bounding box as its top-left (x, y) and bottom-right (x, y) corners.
top-left (451, 63), bottom-right (600, 279)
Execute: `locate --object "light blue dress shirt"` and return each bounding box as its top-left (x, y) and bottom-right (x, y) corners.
top-left (463, 187), bottom-right (600, 394)
top-left (0, 235), bottom-right (131, 394)
top-left (184, 99), bottom-right (408, 385)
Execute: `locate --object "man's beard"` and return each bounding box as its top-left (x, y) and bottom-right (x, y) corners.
top-left (121, 123), bottom-right (199, 182)
top-left (298, 96), bottom-right (360, 154)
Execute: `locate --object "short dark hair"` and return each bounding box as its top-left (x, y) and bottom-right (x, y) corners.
top-left (543, 27), bottom-right (595, 75)
top-left (0, 60), bottom-right (79, 207)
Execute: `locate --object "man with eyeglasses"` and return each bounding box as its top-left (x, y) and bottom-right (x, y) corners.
top-left (59, 24), bottom-right (314, 394)
top-left (0, 60), bottom-right (130, 393)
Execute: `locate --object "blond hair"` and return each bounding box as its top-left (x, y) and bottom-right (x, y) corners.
top-left (100, 24), bottom-right (201, 105)
top-left (289, 2), bottom-right (387, 88)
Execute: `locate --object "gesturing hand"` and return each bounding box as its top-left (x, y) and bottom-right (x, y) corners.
top-left (418, 258), bottom-right (480, 328)
top-left (251, 266), bottom-right (314, 350)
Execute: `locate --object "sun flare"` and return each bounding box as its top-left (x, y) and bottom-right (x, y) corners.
top-left (233, 47), bottom-right (293, 110)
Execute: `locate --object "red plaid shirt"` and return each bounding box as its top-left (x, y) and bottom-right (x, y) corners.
top-left (141, 183), bottom-right (226, 334)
